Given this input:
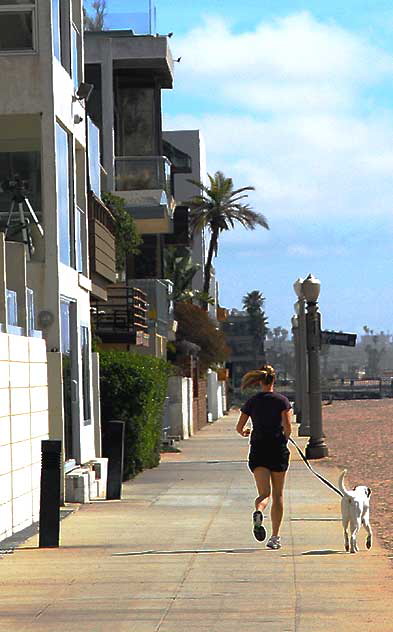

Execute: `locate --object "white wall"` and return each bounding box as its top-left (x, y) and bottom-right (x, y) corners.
top-left (207, 370), bottom-right (225, 421)
top-left (167, 375), bottom-right (193, 440)
top-left (0, 333), bottom-right (49, 542)
top-left (163, 130), bottom-right (207, 293)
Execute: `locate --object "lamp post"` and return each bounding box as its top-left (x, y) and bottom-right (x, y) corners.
top-left (291, 315), bottom-right (301, 419)
top-left (302, 274), bottom-right (328, 459)
top-left (293, 278), bottom-right (310, 436)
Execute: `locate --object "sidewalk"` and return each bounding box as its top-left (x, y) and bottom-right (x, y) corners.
top-left (1, 411), bottom-right (393, 631)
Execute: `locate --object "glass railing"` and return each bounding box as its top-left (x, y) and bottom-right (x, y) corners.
top-left (84, 1), bottom-right (157, 35)
top-left (115, 156), bottom-right (171, 197)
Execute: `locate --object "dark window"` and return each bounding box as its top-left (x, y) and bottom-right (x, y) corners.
top-left (81, 326), bottom-right (91, 425)
top-left (60, 300), bottom-right (73, 459)
top-left (0, 10), bottom-right (34, 51)
top-left (114, 72), bottom-right (157, 156)
top-left (0, 150), bottom-right (41, 230)
top-left (56, 123), bottom-right (75, 267)
top-left (85, 64), bottom-right (103, 138)
top-left (127, 234), bottom-right (162, 279)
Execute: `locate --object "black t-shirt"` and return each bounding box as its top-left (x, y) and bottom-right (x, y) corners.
top-left (241, 392), bottom-right (291, 445)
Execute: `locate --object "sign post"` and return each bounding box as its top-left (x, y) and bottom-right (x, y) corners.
top-left (321, 331), bottom-right (357, 347)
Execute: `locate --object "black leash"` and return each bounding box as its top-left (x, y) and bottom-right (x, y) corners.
top-left (288, 436), bottom-right (343, 498)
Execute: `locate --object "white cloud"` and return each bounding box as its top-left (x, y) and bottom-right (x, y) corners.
top-left (173, 12), bottom-right (393, 113)
top-left (165, 110), bottom-right (393, 222)
top-left (164, 10), bottom-right (393, 264)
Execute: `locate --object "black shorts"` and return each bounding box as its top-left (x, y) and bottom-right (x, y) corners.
top-left (248, 440), bottom-right (290, 473)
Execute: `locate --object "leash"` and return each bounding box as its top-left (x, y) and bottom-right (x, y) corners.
top-left (288, 436), bottom-right (343, 497)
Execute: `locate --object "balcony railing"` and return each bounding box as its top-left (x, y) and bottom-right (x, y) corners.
top-left (88, 192), bottom-right (116, 285)
top-left (84, 1), bottom-right (157, 35)
top-left (115, 156), bottom-right (172, 198)
top-left (91, 284), bottom-right (149, 346)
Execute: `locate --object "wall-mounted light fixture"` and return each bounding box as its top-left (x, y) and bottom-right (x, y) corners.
top-left (38, 310), bottom-right (54, 328)
top-left (73, 82), bottom-right (93, 102)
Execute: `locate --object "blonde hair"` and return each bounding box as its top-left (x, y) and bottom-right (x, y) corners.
top-left (241, 364), bottom-right (276, 390)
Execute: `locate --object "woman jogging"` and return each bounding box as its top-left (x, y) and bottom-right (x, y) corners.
top-left (236, 365), bottom-right (292, 550)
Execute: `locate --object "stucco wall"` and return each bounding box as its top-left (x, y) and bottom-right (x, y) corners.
top-left (0, 333), bottom-right (49, 542)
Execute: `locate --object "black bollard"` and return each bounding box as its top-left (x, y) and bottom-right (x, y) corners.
top-left (101, 420), bottom-right (125, 500)
top-left (39, 440), bottom-right (61, 548)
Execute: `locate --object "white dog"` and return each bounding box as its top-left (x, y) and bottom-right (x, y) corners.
top-left (338, 469), bottom-right (372, 553)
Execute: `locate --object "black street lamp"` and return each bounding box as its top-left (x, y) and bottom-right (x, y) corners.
top-left (302, 274), bottom-right (328, 459)
top-left (293, 278), bottom-right (310, 436)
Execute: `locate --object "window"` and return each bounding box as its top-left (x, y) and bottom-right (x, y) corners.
top-left (71, 24), bottom-right (79, 91)
top-left (55, 123), bottom-right (75, 267)
top-left (75, 206), bottom-right (87, 275)
top-left (85, 64), bottom-right (103, 134)
top-left (51, 0), bottom-right (60, 60)
top-left (87, 117), bottom-right (101, 197)
top-left (6, 289), bottom-right (17, 326)
top-left (0, 150), bottom-right (41, 230)
top-left (0, 1), bottom-right (36, 53)
top-left (26, 287), bottom-right (35, 332)
top-left (114, 72), bottom-right (156, 156)
top-left (80, 326), bottom-right (91, 424)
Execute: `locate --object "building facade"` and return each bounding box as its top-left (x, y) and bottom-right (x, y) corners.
top-left (0, 1), bottom-right (107, 505)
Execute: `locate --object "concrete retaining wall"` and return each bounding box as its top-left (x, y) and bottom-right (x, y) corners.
top-left (0, 333), bottom-right (49, 542)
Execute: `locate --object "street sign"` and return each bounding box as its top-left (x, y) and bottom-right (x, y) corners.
top-left (321, 330), bottom-right (357, 347)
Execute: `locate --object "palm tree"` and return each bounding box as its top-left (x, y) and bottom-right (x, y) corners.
top-left (164, 246), bottom-right (214, 305)
top-left (188, 171), bottom-right (269, 307)
top-left (164, 247), bottom-right (201, 303)
top-left (242, 290), bottom-right (269, 366)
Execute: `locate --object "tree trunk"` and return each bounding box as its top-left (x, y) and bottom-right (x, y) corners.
top-left (202, 229), bottom-right (218, 309)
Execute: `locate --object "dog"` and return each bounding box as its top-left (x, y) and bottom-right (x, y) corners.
top-left (338, 469), bottom-right (372, 554)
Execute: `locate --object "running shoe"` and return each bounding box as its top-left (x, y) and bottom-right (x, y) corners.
top-left (252, 510), bottom-right (266, 542)
top-left (266, 535), bottom-right (281, 549)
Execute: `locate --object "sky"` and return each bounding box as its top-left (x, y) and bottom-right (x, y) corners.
top-left (106, 1), bottom-right (393, 336)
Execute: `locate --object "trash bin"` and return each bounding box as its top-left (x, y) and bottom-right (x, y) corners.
top-left (101, 420), bottom-right (125, 500)
top-left (39, 440), bottom-right (61, 547)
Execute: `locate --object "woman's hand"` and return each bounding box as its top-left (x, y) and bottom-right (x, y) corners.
top-left (236, 412), bottom-right (250, 437)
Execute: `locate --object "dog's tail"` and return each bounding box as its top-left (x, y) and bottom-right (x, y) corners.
top-left (338, 469), bottom-right (352, 498)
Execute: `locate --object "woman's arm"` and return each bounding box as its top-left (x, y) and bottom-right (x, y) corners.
top-left (236, 412), bottom-right (251, 437)
top-left (281, 409), bottom-right (292, 440)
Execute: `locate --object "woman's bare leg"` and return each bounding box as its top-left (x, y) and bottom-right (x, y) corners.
top-left (270, 471), bottom-right (287, 536)
top-left (252, 467), bottom-right (271, 513)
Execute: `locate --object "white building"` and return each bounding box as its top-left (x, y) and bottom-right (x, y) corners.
top-left (163, 130), bottom-right (207, 297)
top-left (0, 0), bottom-right (109, 507)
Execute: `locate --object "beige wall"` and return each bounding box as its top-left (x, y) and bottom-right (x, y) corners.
top-left (0, 333), bottom-right (49, 542)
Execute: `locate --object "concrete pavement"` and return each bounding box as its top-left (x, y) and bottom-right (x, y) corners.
top-left (1, 411), bottom-right (393, 631)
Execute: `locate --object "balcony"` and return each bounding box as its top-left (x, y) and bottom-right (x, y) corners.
top-left (115, 155), bottom-right (171, 195)
top-left (88, 191), bottom-right (117, 296)
top-left (85, 30), bottom-right (173, 89)
top-left (91, 284), bottom-right (149, 346)
top-left (127, 278), bottom-right (173, 338)
top-left (114, 156), bottom-right (174, 234)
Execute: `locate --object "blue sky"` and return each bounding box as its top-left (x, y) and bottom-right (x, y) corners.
top-left (104, 1), bottom-right (393, 336)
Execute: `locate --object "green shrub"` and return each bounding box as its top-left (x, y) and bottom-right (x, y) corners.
top-left (99, 351), bottom-right (171, 479)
